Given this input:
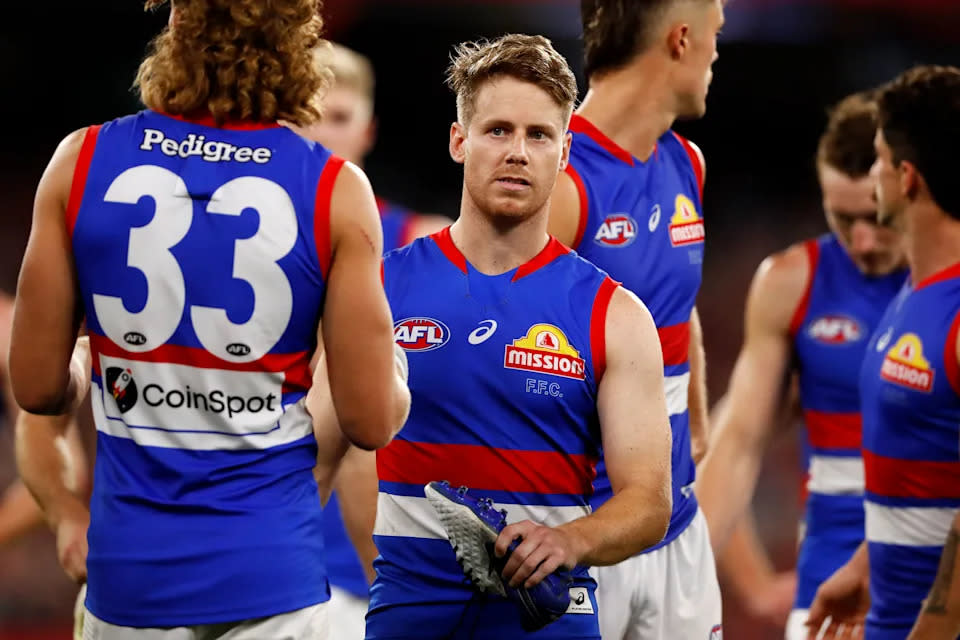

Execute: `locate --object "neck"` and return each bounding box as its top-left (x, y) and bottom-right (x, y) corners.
top-left (906, 202), bottom-right (960, 284)
top-left (577, 60), bottom-right (676, 162)
top-left (450, 191), bottom-right (550, 276)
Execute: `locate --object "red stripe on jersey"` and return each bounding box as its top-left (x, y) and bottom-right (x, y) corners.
top-left (314, 156), bottom-right (345, 279)
top-left (159, 111), bottom-right (282, 130)
top-left (915, 260), bottom-right (960, 291)
top-left (673, 132), bottom-right (704, 205)
top-left (804, 410), bottom-right (862, 450)
top-left (946, 310), bottom-right (960, 396)
top-left (564, 164), bottom-right (589, 250)
top-left (377, 440), bottom-right (597, 496)
top-left (512, 237), bottom-right (570, 282)
top-left (789, 239), bottom-right (821, 337)
top-left (864, 449), bottom-right (960, 500)
top-left (430, 227), bottom-right (468, 274)
top-left (66, 125), bottom-right (102, 236)
top-left (658, 321), bottom-right (690, 367)
top-left (569, 115), bottom-right (634, 166)
top-left (89, 333), bottom-right (311, 387)
top-left (590, 277), bottom-right (619, 382)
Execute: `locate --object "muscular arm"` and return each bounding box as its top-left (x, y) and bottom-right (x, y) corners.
top-left (698, 245), bottom-right (810, 553)
top-left (10, 130), bottom-right (86, 414)
top-left (547, 169), bottom-right (581, 248)
top-left (323, 163), bottom-right (410, 450)
top-left (558, 287), bottom-right (673, 564)
top-left (14, 338), bottom-right (92, 582)
top-left (688, 307), bottom-right (709, 464)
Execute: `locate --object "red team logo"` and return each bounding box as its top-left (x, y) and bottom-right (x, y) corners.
top-left (504, 323), bottom-right (586, 380)
top-left (808, 314), bottom-right (863, 344)
top-left (594, 214), bottom-right (638, 247)
top-left (881, 332), bottom-right (935, 393)
top-left (394, 318), bottom-right (450, 352)
top-left (668, 194), bottom-right (705, 247)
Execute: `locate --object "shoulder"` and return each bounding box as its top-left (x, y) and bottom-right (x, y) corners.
top-left (668, 131), bottom-right (706, 188)
top-left (749, 239), bottom-right (819, 333)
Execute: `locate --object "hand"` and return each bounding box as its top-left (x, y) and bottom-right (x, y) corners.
top-left (806, 562), bottom-right (870, 640)
top-left (55, 503), bottom-right (89, 583)
top-left (494, 520), bottom-right (580, 589)
top-left (746, 570), bottom-right (797, 628)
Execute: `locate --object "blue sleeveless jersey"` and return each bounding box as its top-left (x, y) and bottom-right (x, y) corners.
top-left (366, 228), bottom-right (615, 639)
top-left (567, 114), bottom-right (704, 549)
top-left (321, 197), bottom-right (421, 601)
top-left (69, 110), bottom-right (338, 626)
top-left (789, 234), bottom-right (907, 609)
top-left (860, 263), bottom-right (960, 639)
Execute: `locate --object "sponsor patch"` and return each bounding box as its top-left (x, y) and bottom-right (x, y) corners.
top-left (504, 324), bottom-right (585, 380)
top-left (594, 213), bottom-right (638, 247)
top-left (880, 332), bottom-right (935, 393)
top-left (807, 314), bottom-right (863, 344)
top-left (668, 194), bottom-right (705, 247)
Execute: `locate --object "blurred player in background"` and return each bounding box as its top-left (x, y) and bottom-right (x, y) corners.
top-left (697, 90), bottom-right (908, 640)
top-left (9, 1), bottom-right (409, 639)
top-left (288, 42), bottom-right (447, 640)
top-left (547, 0), bottom-right (724, 636)
top-left (806, 64), bottom-right (960, 640)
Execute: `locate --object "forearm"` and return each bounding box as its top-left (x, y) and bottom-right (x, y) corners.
top-left (718, 514), bottom-right (778, 602)
top-left (333, 446), bottom-right (380, 585)
top-left (558, 483), bottom-right (671, 567)
top-left (909, 518), bottom-right (960, 639)
top-left (688, 308), bottom-right (709, 463)
top-left (14, 411), bottom-right (88, 528)
top-left (0, 481), bottom-right (44, 545)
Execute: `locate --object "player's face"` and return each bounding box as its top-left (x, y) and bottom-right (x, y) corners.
top-left (820, 164), bottom-right (905, 276)
top-left (451, 77), bottom-right (571, 223)
top-left (871, 129), bottom-right (907, 228)
top-left (676, 0), bottom-right (724, 119)
top-left (296, 87), bottom-right (375, 165)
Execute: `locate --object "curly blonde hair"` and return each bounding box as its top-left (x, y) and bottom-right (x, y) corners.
top-left (136, 0), bottom-right (330, 126)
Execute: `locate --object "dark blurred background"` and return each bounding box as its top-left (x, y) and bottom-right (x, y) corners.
top-left (0, 1), bottom-right (958, 638)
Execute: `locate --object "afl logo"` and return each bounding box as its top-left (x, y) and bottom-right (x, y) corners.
top-left (594, 214), bottom-right (638, 247)
top-left (394, 318), bottom-right (450, 352)
top-left (807, 315), bottom-right (863, 344)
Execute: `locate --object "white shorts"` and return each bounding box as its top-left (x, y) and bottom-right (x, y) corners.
top-left (328, 586), bottom-right (368, 640)
top-left (82, 601), bottom-right (328, 640)
top-left (593, 508), bottom-right (722, 640)
top-left (786, 609), bottom-right (809, 640)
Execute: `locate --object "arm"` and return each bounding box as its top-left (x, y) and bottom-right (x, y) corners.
top-left (331, 447), bottom-right (380, 585)
top-left (697, 245), bottom-right (809, 553)
top-left (496, 286), bottom-right (673, 586)
top-left (322, 162), bottom-right (410, 450)
top-left (547, 168), bottom-right (581, 248)
top-left (688, 306), bottom-right (709, 464)
top-left (14, 337), bottom-right (92, 583)
top-left (10, 130), bottom-right (86, 414)
top-left (718, 515), bottom-right (797, 627)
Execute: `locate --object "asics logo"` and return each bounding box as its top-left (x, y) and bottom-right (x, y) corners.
top-left (468, 320), bottom-right (498, 345)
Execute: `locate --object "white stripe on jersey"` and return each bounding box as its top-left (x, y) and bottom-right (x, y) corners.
top-left (866, 502), bottom-right (957, 547)
top-left (373, 493), bottom-right (590, 540)
top-left (664, 372), bottom-right (690, 418)
top-left (807, 455), bottom-right (864, 495)
top-left (92, 377), bottom-right (312, 451)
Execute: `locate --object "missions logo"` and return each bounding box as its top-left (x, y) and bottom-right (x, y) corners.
top-left (881, 333), bottom-right (935, 393)
top-left (668, 194), bottom-right (705, 247)
top-left (504, 324), bottom-right (585, 380)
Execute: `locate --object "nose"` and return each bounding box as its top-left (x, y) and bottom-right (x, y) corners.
top-left (505, 132), bottom-right (529, 165)
top-left (850, 219), bottom-right (878, 254)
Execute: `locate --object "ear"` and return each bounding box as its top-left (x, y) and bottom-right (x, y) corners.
top-left (667, 22), bottom-right (690, 60)
top-left (900, 160), bottom-right (920, 200)
top-left (559, 131), bottom-right (572, 172)
top-left (361, 116), bottom-right (378, 158)
top-left (449, 122), bottom-right (467, 165)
